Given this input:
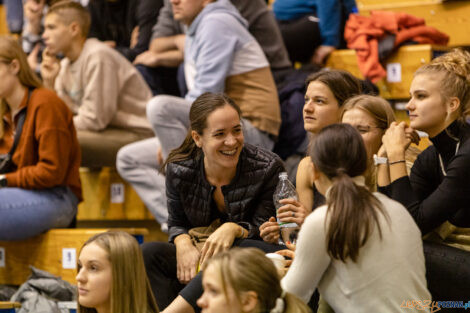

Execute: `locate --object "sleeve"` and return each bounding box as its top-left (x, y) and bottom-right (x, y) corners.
top-left (243, 157), bottom-right (285, 238)
top-left (124, 0), bottom-right (165, 61)
top-left (72, 58), bottom-right (119, 131)
top-left (6, 101), bottom-right (73, 189)
top-left (316, 0), bottom-right (343, 47)
top-left (386, 150), bottom-right (470, 234)
top-left (281, 207), bottom-right (331, 303)
top-left (151, 0), bottom-right (184, 40)
top-left (184, 17), bottom-right (238, 102)
top-left (166, 164), bottom-right (193, 243)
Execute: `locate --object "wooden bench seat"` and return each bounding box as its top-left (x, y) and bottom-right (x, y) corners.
top-left (0, 302), bottom-right (21, 313)
top-left (78, 167), bottom-right (154, 221)
top-left (326, 44), bottom-right (448, 99)
top-left (0, 228), bottom-right (148, 285)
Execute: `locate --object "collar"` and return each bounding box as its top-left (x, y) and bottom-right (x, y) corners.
top-left (429, 120), bottom-right (462, 164)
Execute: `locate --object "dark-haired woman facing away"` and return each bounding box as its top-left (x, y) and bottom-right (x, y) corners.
top-left (281, 124), bottom-right (430, 313)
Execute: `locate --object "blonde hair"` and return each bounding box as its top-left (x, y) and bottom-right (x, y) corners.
top-left (47, 1), bottom-right (91, 37)
top-left (341, 94), bottom-right (396, 130)
top-left (77, 231), bottom-right (159, 313)
top-left (415, 48), bottom-right (470, 120)
top-left (202, 248), bottom-right (311, 313)
top-left (0, 36), bottom-right (42, 140)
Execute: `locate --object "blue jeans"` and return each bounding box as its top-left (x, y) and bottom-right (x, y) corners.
top-left (0, 186), bottom-right (78, 240)
top-left (4, 0), bottom-right (23, 34)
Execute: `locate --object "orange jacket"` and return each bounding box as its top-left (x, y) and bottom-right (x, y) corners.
top-left (345, 11), bottom-right (449, 82)
top-left (0, 87), bottom-right (82, 200)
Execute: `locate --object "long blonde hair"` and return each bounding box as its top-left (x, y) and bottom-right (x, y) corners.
top-left (202, 248), bottom-right (311, 313)
top-left (0, 36), bottom-right (42, 139)
top-left (77, 231), bottom-right (159, 313)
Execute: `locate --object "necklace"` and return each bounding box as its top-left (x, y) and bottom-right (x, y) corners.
top-left (438, 130), bottom-right (460, 176)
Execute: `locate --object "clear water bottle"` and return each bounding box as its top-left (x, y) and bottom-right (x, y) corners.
top-left (273, 172), bottom-right (300, 245)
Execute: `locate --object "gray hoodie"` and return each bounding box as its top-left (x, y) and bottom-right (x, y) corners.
top-left (184, 0), bottom-right (270, 102)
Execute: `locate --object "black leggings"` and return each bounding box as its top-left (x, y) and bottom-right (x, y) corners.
top-left (141, 239), bottom-right (284, 311)
top-left (423, 240), bottom-right (470, 308)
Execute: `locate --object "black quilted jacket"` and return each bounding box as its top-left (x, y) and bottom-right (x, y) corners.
top-left (166, 144), bottom-right (285, 242)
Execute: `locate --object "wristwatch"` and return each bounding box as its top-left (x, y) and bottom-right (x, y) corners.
top-left (373, 154), bottom-right (388, 166)
top-left (0, 174), bottom-right (7, 187)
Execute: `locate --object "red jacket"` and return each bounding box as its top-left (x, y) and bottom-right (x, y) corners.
top-left (345, 11), bottom-right (449, 82)
top-left (0, 87), bottom-right (82, 200)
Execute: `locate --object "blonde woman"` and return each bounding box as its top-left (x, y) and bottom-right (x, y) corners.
top-left (0, 35), bottom-right (81, 240)
top-left (198, 248), bottom-right (311, 313)
top-left (77, 231), bottom-right (159, 313)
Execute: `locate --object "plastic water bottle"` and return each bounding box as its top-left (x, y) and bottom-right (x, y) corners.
top-left (273, 172), bottom-right (300, 245)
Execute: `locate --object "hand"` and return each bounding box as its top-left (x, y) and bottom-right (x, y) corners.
top-left (277, 198), bottom-right (308, 226)
top-left (102, 40), bottom-right (116, 49)
top-left (311, 45), bottom-right (335, 65)
top-left (133, 50), bottom-right (160, 67)
top-left (130, 26), bottom-right (139, 49)
top-left (24, 0), bottom-right (45, 33)
top-left (175, 235), bottom-right (200, 284)
top-left (405, 127), bottom-right (420, 146)
top-left (157, 146), bottom-right (164, 165)
top-left (27, 43), bottom-right (41, 72)
top-left (259, 217), bottom-right (280, 244)
top-left (199, 222), bottom-right (239, 266)
top-left (382, 122), bottom-right (410, 160)
top-left (276, 248), bottom-right (295, 268)
top-left (40, 47), bottom-right (60, 88)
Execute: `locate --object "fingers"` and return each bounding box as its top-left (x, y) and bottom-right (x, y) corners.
top-left (276, 249), bottom-right (295, 259)
top-left (260, 223), bottom-right (280, 243)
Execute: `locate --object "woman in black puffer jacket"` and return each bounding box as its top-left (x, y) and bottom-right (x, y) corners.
top-left (141, 92), bottom-right (285, 311)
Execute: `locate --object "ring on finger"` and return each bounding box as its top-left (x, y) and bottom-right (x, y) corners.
top-left (292, 212), bottom-right (295, 217)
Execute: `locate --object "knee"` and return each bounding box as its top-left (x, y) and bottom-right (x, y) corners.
top-left (116, 145), bottom-right (133, 174)
top-left (141, 241), bottom-right (170, 266)
top-left (146, 95), bottom-right (176, 125)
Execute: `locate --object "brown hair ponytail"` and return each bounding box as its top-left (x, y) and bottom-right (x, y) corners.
top-left (310, 124), bottom-right (389, 262)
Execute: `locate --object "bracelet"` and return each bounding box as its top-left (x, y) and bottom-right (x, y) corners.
top-left (389, 160), bottom-right (406, 165)
top-left (239, 227), bottom-right (246, 238)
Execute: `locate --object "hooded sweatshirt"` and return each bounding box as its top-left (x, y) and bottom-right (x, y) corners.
top-left (184, 0), bottom-right (281, 136)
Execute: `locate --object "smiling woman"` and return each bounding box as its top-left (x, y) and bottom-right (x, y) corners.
top-left (77, 231), bottom-right (159, 313)
top-left (141, 92), bottom-right (284, 310)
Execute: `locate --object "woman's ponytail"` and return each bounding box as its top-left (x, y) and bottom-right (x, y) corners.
top-left (310, 124), bottom-right (389, 263)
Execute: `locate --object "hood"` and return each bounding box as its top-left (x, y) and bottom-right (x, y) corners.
top-left (188, 0), bottom-right (248, 36)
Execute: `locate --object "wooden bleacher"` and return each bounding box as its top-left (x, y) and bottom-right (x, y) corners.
top-left (0, 302), bottom-right (21, 313)
top-left (0, 228), bottom-right (148, 285)
top-left (356, 0), bottom-right (470, 47)
top-left (326, 44), bottom-right (449, 100)
top-left (0, 5), bottom-right (8, 35)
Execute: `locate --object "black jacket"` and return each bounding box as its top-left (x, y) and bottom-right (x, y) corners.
top-left (166, 144), bottom-right (285, 242)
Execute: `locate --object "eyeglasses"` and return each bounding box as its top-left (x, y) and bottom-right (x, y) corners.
top-left (353, 125), bottom-right (383, 134)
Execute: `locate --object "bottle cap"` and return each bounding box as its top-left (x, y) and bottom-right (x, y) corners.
top-left (279, 172), bottom-right (288, 179)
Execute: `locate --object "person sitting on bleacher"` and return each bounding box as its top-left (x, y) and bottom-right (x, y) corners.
top-left (40, 1), bottom-right (153, 168)
top-left (141, 93), bottom-right (285, 311)
top-left (116, 0), bottom-right (281, 230)
top-left (198, 248), bottom-right (311, 313)
top-left (0, 35), bottom-right (81, 241)
top-left (282, 124), bottom-right (431, 312)
top-left (272, 0), bottom-right (357, 65)
top-left (260, 70), bottom-right (362, 244)
top-left (378, 48), bottom-right (470, 298)
top-left (77, 231), bottom-right (159, 313)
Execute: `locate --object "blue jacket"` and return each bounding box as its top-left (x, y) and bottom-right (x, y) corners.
top-left (273, 0), bottom-right (357, 47)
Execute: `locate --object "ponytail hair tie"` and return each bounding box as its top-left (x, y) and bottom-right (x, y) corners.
top-left (270, 291), bottom-right (286, 313)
